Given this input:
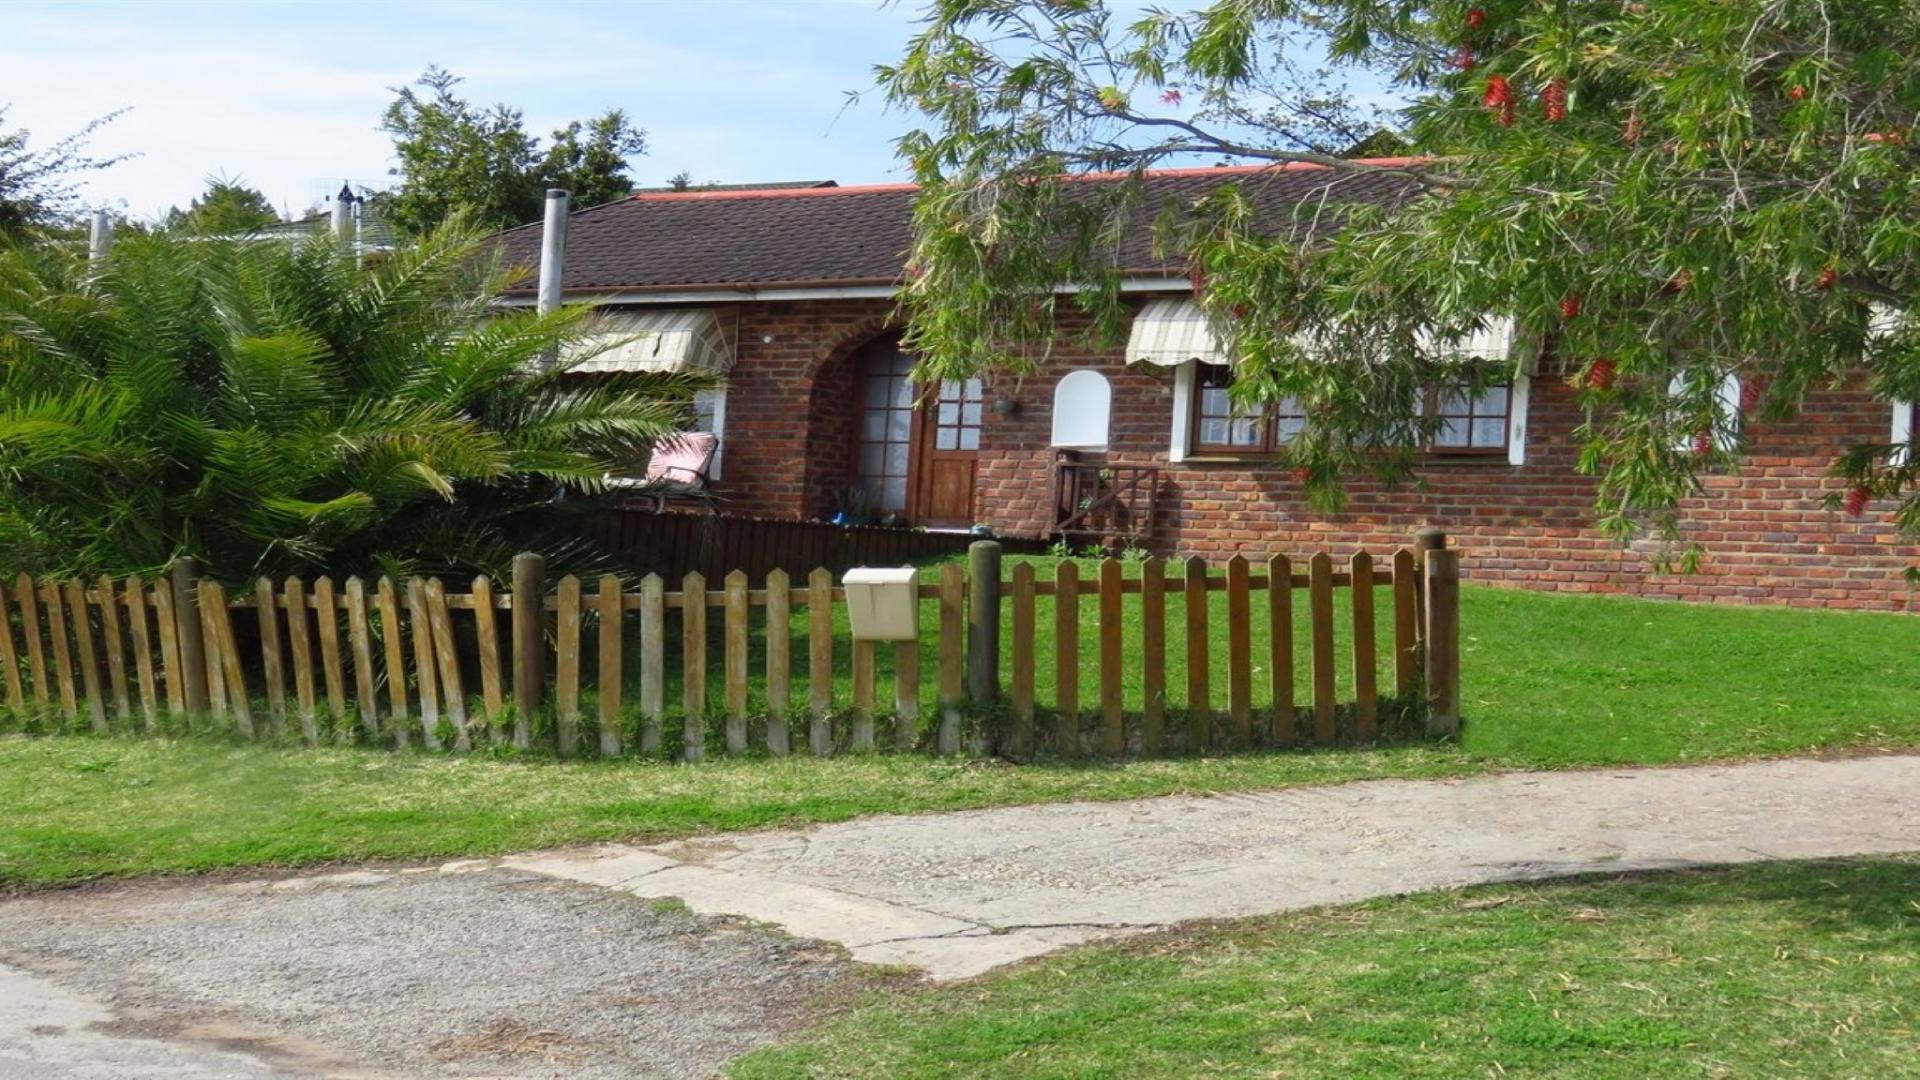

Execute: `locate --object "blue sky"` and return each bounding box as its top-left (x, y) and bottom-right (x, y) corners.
top-left (1, 0), bottom-right (932, 220)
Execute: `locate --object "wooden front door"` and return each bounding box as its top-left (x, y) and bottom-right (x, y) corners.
top-left (912, 376), bottom-right (983, 528)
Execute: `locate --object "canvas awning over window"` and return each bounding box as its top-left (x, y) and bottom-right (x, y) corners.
top-left (566, 308), bottom-right (736, 374)
top-left (1126, 297), bottom-right (1226, 367)
top-left (1422, 317), bottom-right (1523, 364)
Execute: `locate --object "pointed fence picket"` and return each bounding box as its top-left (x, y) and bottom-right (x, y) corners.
top-left (0, 531), bottom-right (1460, 762)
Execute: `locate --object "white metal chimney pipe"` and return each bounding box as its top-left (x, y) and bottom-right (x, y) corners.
top-left (88, 211), bottom-right (113, 262)
top-left (537, 188), bottom-right (570, 314)
top-left (330, 189), bottom-right (351, 243)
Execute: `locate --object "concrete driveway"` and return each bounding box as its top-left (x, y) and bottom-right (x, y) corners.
top-left (3, 753), bottom-right (1916, 1076)
top-left (0, 866), bottom-right (868, 1079)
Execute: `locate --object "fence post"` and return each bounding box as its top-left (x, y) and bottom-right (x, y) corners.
top-left (510, 552), bottom-right (546, 748)
top-left (966, 541), bottom-right (1001, 718)
top-left (170, 557), bottom-right (209, 716)
top-left (1412, 526), bottom-right (1445, 644)
top-left (1422, 541), bottom-right (1461, 738)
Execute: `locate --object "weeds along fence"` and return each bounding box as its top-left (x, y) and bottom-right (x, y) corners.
top-left (0, 531), bottom-right (1461, 760)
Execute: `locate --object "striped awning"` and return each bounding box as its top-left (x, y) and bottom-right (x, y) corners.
top-left (1420, 317), bottom-right (1523, 364)
top-left (566, 307), bottom-right (735, 374)
top-left (1125, 297), bottom-right (1226, 367)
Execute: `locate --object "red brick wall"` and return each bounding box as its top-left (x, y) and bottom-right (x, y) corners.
top-left (707, 299), bottom-right (896, 520)
top-left (970, 319), bottom-right (1918, 612)
top-left (710, 298), bottom-right (1916, 612)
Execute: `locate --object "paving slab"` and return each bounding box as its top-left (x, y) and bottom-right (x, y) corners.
top-left (509, 754), bottom-right (1920, 979)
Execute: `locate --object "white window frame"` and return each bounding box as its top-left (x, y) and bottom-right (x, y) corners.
top-left (1169, 361), bottom-right (1195, 463)
top-left (1506, 374), bottom-right (1531, 466)
top-left (1051, 369), bottom-right (1112, 450)
top-left (1895, 399), bottom-right (1915, 466)
top-left (692, 386), bottom-right (727, 480)
top-left (1668, 371), bottom-right (1743, 451)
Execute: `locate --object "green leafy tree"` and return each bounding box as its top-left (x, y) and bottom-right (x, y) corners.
top-left (882, 1), bottom-right (1920, 562)
top-left (0, 220), bottom-right (697, 583)
top-left (381, 67), bottom-right (647, 235)
top-left (163, 175), bottom-right (280, 235)
top-left (0, 106), bottom-right (129, 237)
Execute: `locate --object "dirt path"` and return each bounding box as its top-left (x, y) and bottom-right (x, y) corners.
top-left (509, 753), bottom-right (1920, 979)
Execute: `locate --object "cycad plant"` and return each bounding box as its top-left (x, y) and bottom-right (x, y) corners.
top-left (0, 220), bottom-right (695, 582)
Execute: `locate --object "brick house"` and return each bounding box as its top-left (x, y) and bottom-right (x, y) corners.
top-left (495, 167), bottom-right (1919, 611)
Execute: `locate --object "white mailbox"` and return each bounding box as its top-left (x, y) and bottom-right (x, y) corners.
top-left (843, 567), bottom-right (920, 641)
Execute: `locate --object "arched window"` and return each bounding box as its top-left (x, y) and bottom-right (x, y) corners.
top-left (1051, 369), bottom-right (1111, 449)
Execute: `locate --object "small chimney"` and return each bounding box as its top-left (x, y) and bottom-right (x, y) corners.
top-left (537, 188), bottom-right (570, 314)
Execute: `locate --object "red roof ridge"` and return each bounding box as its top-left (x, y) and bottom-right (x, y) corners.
top-left (626, 157), bottom-right (1432, 203)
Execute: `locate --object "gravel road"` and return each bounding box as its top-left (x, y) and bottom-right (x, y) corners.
top-left (0, 865), bottom-right (869, 1079)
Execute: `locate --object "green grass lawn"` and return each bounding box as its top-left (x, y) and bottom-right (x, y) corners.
top-left (0, 580), bottom-right (1915, 888)
top-left (731, 856), bottom-right (1920, 1079)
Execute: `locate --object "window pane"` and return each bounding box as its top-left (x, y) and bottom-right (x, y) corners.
top-left (884, 444), bottom-right (909, 476)
top-left (890, 377), bottom-right (914, 407)
top-left (1436, 418), bottom-right (1469, 446)
top-left (887, 409), bottom-right (912, 440)
top-left (1439, 391), bottom-right (1469, 416)
top-left (941, 379), bottom-right (961, 399)
top-left (964, 377), bottom-right (983, 400)
top-left (1478, 385), bottom-right (1509, 414)
top-left (1201, 419), bottom-right (1229, 445)
top-left (1274, 417), bottom-right (1306, 444)
top-left (1230, 417), bottom-right (1262, 446)
top-left (865, 378), bottom-right (891, 407)
top-left (1200, 387), bottom-right (1231, 416)
top-left (958, 427), bottom-right (979, 450)
top-left (1472, 418), bottom-right (1506, 447)
top-left (861, 476), bottom-right (886, 503)
top-left (864, 412), bottom-right (889, 440)
top-left (859, 444), bottom-right (885, 475)
top-left (936, 427), bottom-right (957, 450)
top-left (881, 476), bottom-right (908, 510)
top-left (938, 402), bottom-right (959, 426)
top-left (961, 402), bottom-right (982, 426)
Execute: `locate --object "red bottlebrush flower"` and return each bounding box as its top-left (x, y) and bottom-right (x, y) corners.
top-left (1290, 466), bottom-right (1313, 484)
top-left (1624, 107), bottom-right (1645, 145)
top-left (1160, 88), bottom-right (1183, 107)
top-left (1788, 85), bottom-right (1807, 102)
top-left (1584, 358), bottom-right (1617, 391)
top-left (1815, 266), bottom-right (1838, 291)
top-left (1739, 377), bottom-right (1761, 411)
top-left (1465, 7), bottom-right (1487, 29)
top-left (1452, 45), bottom-right (1477, 71)
top-left (1499, 99), bottom-right (1516, 127)
top-left (1482, 75), bottom-right (1511, 108)
top-left (1559, 294), bottom-right (1583, 320)
top-left (1844, 484), bottom-right (1872, 517)
top-left (1543, 77), bottom-right (1567, 122)
top-left (1189, 265), bottom-right (1208, 296)
top-left (1691, 429), bottom-right (1714, 457)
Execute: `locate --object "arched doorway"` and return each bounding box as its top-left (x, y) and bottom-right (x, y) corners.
top-left (849, 333), bottom-right (983, 527)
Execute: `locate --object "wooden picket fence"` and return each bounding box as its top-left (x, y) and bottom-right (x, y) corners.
top-left (0, 534), bottom-right (1460, 759)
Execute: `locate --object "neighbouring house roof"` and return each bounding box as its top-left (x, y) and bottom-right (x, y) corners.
top-left (251, 210), bottom-right (397, 251)
top-left (492, 161), bottom-right (1420, 298)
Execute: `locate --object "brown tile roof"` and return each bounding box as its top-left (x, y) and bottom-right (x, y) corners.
top-left (493, 161), bottom-right (1419, 295)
